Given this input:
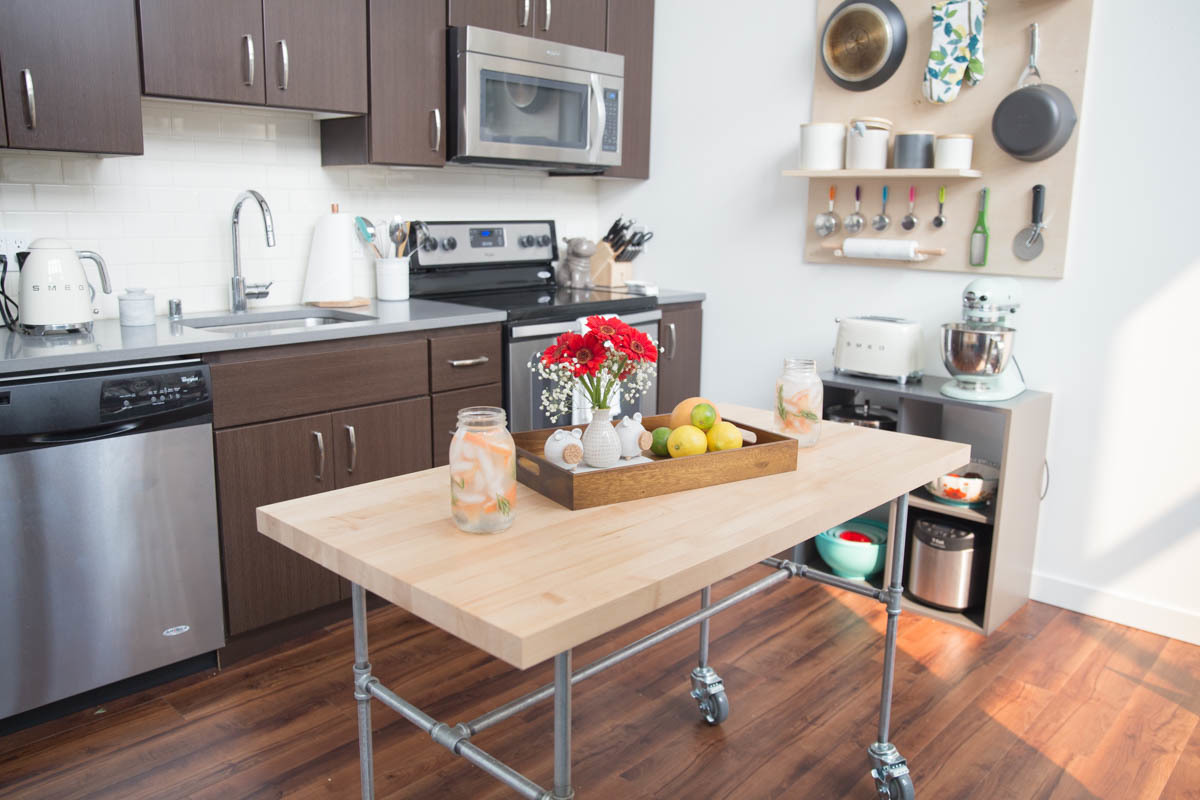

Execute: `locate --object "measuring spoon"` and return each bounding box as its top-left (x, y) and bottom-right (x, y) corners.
top-left (900, 185), bottom-right (918, 231)
top-left (932, 185), bottom-right (947, 228)
top-left (871, 185), bottom-right (890, 231)
top-left (844, 185), bottom-right (865, 234)
top-left (814, 184), bottom-right (840, 237)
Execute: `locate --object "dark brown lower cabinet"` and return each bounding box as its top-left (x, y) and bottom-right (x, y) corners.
top-left (215, 413), bottom-right (341, 636)
top-left (656, 302), bottom-right (703, 412)
top-left (432, 383), bottom-right (503, 467)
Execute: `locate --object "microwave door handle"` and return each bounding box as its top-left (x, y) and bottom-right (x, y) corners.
top-left (587, 75), bottom-right (606, 163)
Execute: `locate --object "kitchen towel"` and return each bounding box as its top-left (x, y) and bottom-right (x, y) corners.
top-left (923, 0), bottom-right (987, 104)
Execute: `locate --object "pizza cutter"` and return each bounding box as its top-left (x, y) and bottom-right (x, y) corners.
top-left (1013, 184), bottom-right (1046, 261)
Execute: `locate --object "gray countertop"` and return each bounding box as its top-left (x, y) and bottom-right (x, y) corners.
top-left (0, 299), bottom-right (506, 376)
top-left (656, 288), bottom-right (706, 304)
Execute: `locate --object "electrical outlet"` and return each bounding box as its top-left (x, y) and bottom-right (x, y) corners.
top-left (0, 230), bottom-right (32, 269)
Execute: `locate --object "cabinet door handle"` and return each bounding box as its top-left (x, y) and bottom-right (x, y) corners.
top-left (276, 39), bottom-right (289, 90)
top-left (312, 430), bottom-right (325, 481)
top-left (344, 424), bottom-right (357, 474)
top-left (447, 355), bottom-right (489, 367)
top-left (543, 0), bottom-right (552, 31)
top-left (243, 35), bottom-right (255, 86)
top-left (666, 322), bottom-right (677, 360)
top-left (20, 69), bottom-right (36, 130)
top-left (430, 108), bottom-right (442, 152)
top-left (521, 0), bottom-right (531, 27)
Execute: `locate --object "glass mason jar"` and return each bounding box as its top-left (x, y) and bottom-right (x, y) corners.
top-left (449, 406), bottom-right (517, 534)
top-left (774, 358), bottom-right (823, 447)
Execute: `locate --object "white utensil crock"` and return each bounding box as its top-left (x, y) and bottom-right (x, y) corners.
top-left (375, 256), bottom-right (410, 301)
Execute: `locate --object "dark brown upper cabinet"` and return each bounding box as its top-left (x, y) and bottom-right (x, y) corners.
top-left (0, 0), bottom-right (143, 155)
top-left (320, 0), bottom-right (445, 167)
top-left (536, 0), bottom-right (606, 50)
top-left (604, 0), bottom-right (653, 179)
top-left (448, 0), bottom-right (532, 36)
top-left (262, 0), bottom-right (367, 114)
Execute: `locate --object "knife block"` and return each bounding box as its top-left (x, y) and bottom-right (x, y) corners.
top-left (589, 242), bottom-right (633, 288)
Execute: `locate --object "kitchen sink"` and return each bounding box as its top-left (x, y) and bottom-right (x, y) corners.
top-left (183, 308), bottom-right (377, 336)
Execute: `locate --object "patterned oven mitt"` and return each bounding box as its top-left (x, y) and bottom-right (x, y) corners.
top-left (923, 0), bottom-right (987, 104)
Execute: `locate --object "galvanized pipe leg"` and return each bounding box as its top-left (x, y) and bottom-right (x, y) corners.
top-left (697, 585), bottom-right (711, 668)
top-left (690, 585), bottom-right (728, 725)
top-left (352, 583), bottom-right (376, 800)
top-left (552, 650), bottom-right (575, 800)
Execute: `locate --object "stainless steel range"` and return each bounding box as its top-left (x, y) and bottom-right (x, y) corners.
top-left (410, 220), bottom-right (659, 431)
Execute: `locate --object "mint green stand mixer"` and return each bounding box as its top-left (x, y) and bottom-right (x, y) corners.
top-left (940, 278), bottom-right (1026, 402)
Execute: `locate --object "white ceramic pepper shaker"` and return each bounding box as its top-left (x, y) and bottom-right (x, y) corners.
top-left (118, 288), bottom-right (156, 327)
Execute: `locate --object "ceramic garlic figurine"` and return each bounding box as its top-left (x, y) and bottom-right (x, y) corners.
top-left (616, 412), bottom-right (653, 460)
top-left (543, 428), bottom-right (584, 468)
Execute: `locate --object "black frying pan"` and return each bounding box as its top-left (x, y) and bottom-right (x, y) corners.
top-left (992, 24), bottom-right (1077, 161)
top-left (821, 0), bottom-right (907, 92)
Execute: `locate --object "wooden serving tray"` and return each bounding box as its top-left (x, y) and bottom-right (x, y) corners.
top-left (513, 415), bottom-right (798, 510)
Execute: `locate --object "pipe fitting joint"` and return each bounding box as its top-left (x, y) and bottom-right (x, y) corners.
top-left (353, 666), bottom-right (377, 700)
top-left (430, 721), bottom-right (472, 752)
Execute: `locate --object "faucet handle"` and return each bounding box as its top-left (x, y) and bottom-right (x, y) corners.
top-left (245, 281), bottom-right (273, 299)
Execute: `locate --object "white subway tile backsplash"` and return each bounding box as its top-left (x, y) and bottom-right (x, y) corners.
top-left (66, 212), bottom-right (124, 239)
top-left (34, 184), bottom-right (94, 212)
top-left (3, 156), bottom-right (64, 184)
top-left (62, 157), bottom-right (123, 186)
top-left (0, 184), bottom-right (35, 210)
top-left (94, 185), bottom-right (149, 212)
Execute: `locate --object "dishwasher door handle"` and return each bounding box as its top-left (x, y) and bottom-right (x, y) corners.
top-left (312, 430), bottom-right (326, 481)
top-left (22, 421), bottom-right (141, 445)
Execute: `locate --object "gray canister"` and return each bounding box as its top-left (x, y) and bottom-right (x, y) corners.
top-left (893, 132), bottom-right (935, 169)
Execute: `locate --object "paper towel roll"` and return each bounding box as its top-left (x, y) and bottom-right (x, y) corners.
top-left (841, 238), bottom-right (920, 261)
top-left (302, 213), bottom-right (356, 303)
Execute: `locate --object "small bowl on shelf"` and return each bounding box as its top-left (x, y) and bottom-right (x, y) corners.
top-left (814, 517), bottom-right (888, 580)
top-left (928, 461), bottom-right (999, 505)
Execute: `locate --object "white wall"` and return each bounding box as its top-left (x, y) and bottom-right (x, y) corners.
top-left (0, 99), bottom-right (600, 317)
top-left (599, 0), bottom-right (1200, 644)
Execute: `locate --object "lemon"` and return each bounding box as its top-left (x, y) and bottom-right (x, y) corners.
top-left (689, 402), bottom-right (717, 432)
top-left (667, 425), bottom-right (707, 457)
top-left (650, 426), bottom-right (672, 457)
top-left (706, 421), bottom-right (743, 452)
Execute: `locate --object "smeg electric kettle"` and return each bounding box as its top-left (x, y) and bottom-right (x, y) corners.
top-left (15, 238), bottom-right (111, 334)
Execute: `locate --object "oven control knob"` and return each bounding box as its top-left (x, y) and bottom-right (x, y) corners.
top-left (519, 235), bottom-right (536, 248)
top-left (536, 234), bottom-right (552, 247)
top-left (441, 237), bottom-right (457, 251)
top-left (422, 238), bottom-right (439, 252)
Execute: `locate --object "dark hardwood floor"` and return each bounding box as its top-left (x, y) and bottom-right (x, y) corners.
top-left (1, 565), bottom-right (1196, 799)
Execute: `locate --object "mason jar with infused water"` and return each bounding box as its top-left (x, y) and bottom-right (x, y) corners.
top-left (449, 406), bottom-right (517, 533)
top-left (774, 358), bottom-right (823, 447)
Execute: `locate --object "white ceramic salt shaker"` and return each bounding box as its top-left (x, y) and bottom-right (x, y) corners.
top-left (543, 429), bottom-right (583, 468)
top-left (616, 412), bottom-right (653, 459)
top-left (118, 288), bottom-right (156, 327)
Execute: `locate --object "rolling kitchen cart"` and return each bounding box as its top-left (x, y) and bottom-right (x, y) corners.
top-left (257, 405), bottom-right (968, 799)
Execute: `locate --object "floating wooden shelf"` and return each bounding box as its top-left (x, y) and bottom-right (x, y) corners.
top-left (908, 486), bottom-right (994, 525)
top-left (782, 168), bottom-right (982, 179)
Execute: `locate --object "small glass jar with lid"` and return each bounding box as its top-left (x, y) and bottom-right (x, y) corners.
top-left (774, 358), bottom-right (823, 447)
top-left (449, 406), bottom-right (517, 534)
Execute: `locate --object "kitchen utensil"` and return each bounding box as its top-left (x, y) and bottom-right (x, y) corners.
top-left (928, 460), bottom-right (999, 504)
top-left (821, 0), bottom-right (908, 92)
top-left (940, 277), bottom-right (1026, 401)
top-left (900, 185), bottom-right (918, 230)
top-left (828, 238), bottom-right (945, 261)
top-left (844, 185), bottom-right (865, 234)
top-left (845, 117), bottom-right (891, 169)
top-left (814, 185), bottom-right (841, 237)
top-left (388, 216), bottom-right (407, 257)
top-left (833, 315), bottom-right (923, 384)
top-left (908, 515), bottom-right (991, 611)
top-left (1013, 184), bottom-right (1046, 261)
top-left (871, 185), bottom-right (890, 231)
top-left (992, 23), bottom-right (1078, 162)
top-left (14, 238), bottom-right (111, 335)
top-left (799, 122), bottom-right (846, 170)
top-left (932, 185), bottom-right (947, 228)
top-left (893, 132), bottom-right (934, 168)
top-left (118, 288), bottom-right (155, 327)
top-left (303, 210), bottom-right (356, 304)
top-left (825, 400), bottom-right (898, 430)
top-left (355, 216), bottom-right (383, 258)
top-left (815, 518), bottom-right (887, 579)
top-left (969, 188), bottom-right (989, 266)
top-left (934, 134), bottom-right (974, 169)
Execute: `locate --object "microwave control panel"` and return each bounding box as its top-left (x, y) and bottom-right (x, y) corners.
top-left (602, 89), bottom-right (620, 152)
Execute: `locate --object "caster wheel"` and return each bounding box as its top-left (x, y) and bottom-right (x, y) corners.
top-left (885, 774), bottom-right (914, 800)
top-left (699, 690), bottom-right (729, 725)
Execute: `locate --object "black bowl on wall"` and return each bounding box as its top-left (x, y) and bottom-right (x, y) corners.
top-left (821, 0), bottom-right (908, 92)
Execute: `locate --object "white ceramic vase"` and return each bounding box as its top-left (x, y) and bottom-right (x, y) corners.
top-left (581, 408), bottom-right (621, 468)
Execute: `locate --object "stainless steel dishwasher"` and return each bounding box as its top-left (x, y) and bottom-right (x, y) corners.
top-left (0, 359), bottom-right (225, 719)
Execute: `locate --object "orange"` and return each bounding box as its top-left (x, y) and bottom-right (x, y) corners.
top-left (669, 397), bottom-right (721, 431)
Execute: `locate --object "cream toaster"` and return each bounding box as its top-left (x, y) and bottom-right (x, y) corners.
top-left (833, 316), bottom-right (923, 384)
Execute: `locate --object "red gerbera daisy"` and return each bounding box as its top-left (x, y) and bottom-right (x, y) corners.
top-left (622, 328), bottom-right (658, 363)
top-left (586, 315), bottom-right (626, 342)
top-left (570, 332), bottom-right (607, 376)
top-left (542, 331), bottom-right (584, 365)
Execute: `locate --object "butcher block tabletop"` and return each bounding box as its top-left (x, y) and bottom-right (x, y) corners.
top-left (257, 404), bottom-right (969, 669)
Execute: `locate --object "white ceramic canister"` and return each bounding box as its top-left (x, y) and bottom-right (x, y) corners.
top-left (375, 255), bottom-right (410, 301)
top-left (118, 287), bottom-right (156, 326)
top-left (799, 122), bottom-right (846, 170)
top-left (845, 117), bottom-right (892, 170)
top-left (934, 134), bottom-right (974, 170)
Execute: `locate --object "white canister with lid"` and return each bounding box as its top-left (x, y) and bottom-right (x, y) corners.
top-left (118, 288), bottom-right (156, 326)
top-left (845, 117), bottom-right (892, 170)
top-left (934, 134), bottom-right (974, 170)
top-left (799, 122), bottom-right (846, 170)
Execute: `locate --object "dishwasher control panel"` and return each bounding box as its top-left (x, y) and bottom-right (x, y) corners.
top-left (101, 369), bottom-right (209, 421)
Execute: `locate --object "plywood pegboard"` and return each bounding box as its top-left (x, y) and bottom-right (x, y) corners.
top-left (796, 0), bottom-right (1093, 279)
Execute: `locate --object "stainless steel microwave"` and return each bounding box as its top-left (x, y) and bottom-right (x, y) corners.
top-left (447, 26), bottom-right (624, 171)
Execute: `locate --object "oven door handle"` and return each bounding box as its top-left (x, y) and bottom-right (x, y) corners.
top-left (509, 309), bottom-right (661, 340)
top-left (586, 73), bottom-right (606, 164)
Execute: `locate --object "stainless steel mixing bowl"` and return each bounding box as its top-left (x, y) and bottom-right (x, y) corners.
top-left (941, 323), bottom-right (1015, 377)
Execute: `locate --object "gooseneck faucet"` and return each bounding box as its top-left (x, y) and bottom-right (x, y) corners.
top-left (230, 189), bottom-right (275, 312)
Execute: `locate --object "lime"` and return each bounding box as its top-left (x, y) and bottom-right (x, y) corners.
top-left (689, 402), bottom-right (717, 431)
top-left (667, 425), bottom-right (707, 457)
top-left (650, 426), bottom-right (672, 457)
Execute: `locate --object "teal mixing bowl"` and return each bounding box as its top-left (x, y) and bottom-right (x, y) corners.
top-left (814, 517), bottom-right (888, 579)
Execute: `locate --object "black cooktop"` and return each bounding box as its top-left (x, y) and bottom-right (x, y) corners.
top-left (434, 286), bottom-right (657, 322)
